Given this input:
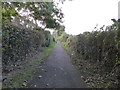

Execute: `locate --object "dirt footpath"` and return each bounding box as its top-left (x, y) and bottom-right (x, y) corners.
top-left (27, 41), bottom-right (87, 88)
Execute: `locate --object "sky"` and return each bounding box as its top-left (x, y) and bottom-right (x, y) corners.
top-left (60, 0), bottom-right (120, 35)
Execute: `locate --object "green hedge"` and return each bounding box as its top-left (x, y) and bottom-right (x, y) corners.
top-left (59, 29), bottom-right (120, 87)
top-left (76, 30), bottom-right (119, 71)
top-left (2, 25), bottom-right (53, 67)
top-left (60, 28), bottom-right (119, 71)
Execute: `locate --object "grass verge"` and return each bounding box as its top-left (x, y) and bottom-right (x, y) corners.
top-left (2, 42), bottom-right (56, 88)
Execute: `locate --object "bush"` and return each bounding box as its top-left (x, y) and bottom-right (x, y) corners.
top-left (60, 29), bottom-right (119, 71)
top-left (2, 25), bottom-right (52, 67)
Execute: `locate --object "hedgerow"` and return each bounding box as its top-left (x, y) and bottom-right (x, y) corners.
top-left (2, 25), bottom-right (53, 70)
top-left (59, 19), bottom-right (120, 88)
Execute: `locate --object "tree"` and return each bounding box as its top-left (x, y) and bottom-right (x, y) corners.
top-left (2, 2), bottom-right (64, 30)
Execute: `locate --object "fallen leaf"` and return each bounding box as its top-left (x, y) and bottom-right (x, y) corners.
top-left (34, 85), bottom-right (36, 87)
top-left (46, 83), bottom-right (49, 86)
top-left (38, 75), bottom-right (42, 78)
top-left (22, 82), bottom-right (27, 86)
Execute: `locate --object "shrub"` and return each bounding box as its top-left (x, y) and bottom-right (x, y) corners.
top-left (2, 25), bottom-right (52, 67)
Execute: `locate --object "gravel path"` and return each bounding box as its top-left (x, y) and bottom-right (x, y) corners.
top-left (27, 41), bottom-right (87, 88)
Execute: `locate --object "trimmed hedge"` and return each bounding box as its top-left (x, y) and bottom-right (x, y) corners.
top-left (2, 25), bottom-right (53, 66)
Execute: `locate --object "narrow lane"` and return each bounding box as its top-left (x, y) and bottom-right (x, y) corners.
top-left (28, 41), bottom-right (87, 88)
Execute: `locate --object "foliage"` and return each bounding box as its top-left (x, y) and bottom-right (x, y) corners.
top-left (2, 1), bottom-right (63, 70)
top-left (2, 2), bottom-right (63, 29)
top-left (59, 19), bottom-right (120, 88)
top-left (2, 25), bottom-right (53, 67)
top-left (57, 25), bottom-right (65, 36)
top-left (2, 2), bottom-right (18, 23)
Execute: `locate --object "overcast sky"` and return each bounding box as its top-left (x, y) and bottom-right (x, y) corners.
top-left (60, 0), bottom-right (119, 35)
